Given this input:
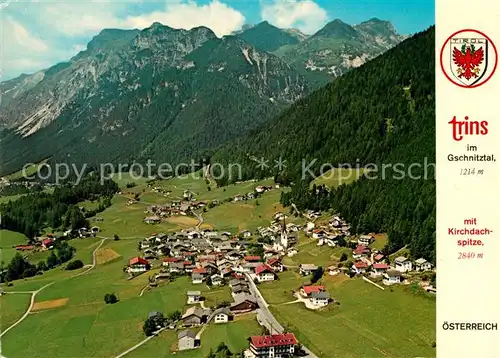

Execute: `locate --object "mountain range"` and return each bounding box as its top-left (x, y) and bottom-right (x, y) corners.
top-left (212, 26), bottom-right (436, 261)
top-left (0, 18), bottom-right (405, 175)
top-left (235, 19), bottom-right (407, 82)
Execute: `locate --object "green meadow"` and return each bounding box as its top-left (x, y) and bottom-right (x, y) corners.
top-left (311, 168), bottom-right (365, 188)
top-left (1, 247), bottom-right (234, 358)
top-left (262, 273), bottom-right (436, 358)
top-left (4, 160), bottom-right (48, 181)
top-left (127, 315), bottom-right (261, 357)
top-left (0, 292), bottom-right (32, 330)
top-left (282, 233), bottom-right (353, 268)
top-left (1, 230), bottom-right (30, 263)
top-left (0, 173), bottom-right (434, 358)
top-left (202, 189), bottom-right (304, 233)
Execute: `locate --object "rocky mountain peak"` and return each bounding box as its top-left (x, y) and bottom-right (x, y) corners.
top-left (87, 28), bottom-right (140, 52)
top-left (312, 19), bottom-right (358, 40)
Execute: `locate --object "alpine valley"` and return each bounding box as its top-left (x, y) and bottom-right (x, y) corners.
top-left (0, 18), bottom-right (405, 175)
top-left (0, 15), bottom-right (437, 358)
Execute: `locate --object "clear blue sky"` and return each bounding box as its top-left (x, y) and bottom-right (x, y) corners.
top-left (230, 0), bottom-right (435, 35)
top-left (3, 0), bottom-right (434, 81)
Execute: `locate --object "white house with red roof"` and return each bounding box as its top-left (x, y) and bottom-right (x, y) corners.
top-left (248, 333), bottom-right (297, 358)
top-left (192, 267), bottom-right (208, 275)
top-left (352, 261), bottom-right (368, 274)
top-left (299, 285), bottom-right (325, 298)
top-left (41, 238), bottom-right (55, 250)
top-left (352, 245), bottom-right (371, 258)
top-left (266, 257), bottom-right (284, 272)
top-left (372, 263), bottom-right (390, 276)
top-left (312, 229), bottom-right (325, 239)
top-left (254, 264), bottom-right (276, 282)
top-left (128, 257), bottom-right (150, 273)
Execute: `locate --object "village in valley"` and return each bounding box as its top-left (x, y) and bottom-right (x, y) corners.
top-left (0, 172), bottom-right (437, 358)
top-left (125, 192), bottom-right (436, 356)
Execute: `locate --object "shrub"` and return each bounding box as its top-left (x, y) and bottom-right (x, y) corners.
top-left (104, 293), bottom-right (118, 304)
top-left (66, 260), bottom-right (84, 270)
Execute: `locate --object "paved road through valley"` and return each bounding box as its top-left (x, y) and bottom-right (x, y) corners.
top-left (244, 273), bottom-right (319, 358)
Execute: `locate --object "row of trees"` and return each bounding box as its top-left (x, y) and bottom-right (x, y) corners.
top-left (0, 175), bottom-right (118, 238)
top-left (1, 240), bottom-right (76, 282)
top-left (142, 310), bottom-right (182, 336)
top-left (0, 183), bottom-right (43, 197)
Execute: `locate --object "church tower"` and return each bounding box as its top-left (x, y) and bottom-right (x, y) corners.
top-left (280, 217), bottom-right (288, 249)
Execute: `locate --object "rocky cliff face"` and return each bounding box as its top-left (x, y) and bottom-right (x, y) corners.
top-left (0, 23), bottom-right (310, 174)
top-left (271, 18), bottom-right (407, 84)
top-left (0, 18), bottom-right (403, 175)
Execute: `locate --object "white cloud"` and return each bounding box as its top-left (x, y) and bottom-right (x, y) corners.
top-left (24, 0), bottom-right (245, 37)
top-left (1, 17), bottom-right (51, 79)
top-left (34, 1), bottom-right (126, 36)
top-left (124, 1), bottom-right (246, 37)
top-left (260, 0), bottom-right (328, 34)
top-left (7, 17), bottom-right (48, 52)
top-left (1, 0), bottom-right (246, 80)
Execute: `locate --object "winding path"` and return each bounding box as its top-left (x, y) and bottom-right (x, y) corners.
top-left (1, 236), bottom-right (108, 338)
top-left (193, 211), bottom-right (204, 229)
top-left (203, 165), bottom-right (217, 188)
top-left (0, 282), bottom-right (55, 338)
top-left (114, 328), bottom-right (165, 358)
top-left (71, 238), bottom-right (107, 278)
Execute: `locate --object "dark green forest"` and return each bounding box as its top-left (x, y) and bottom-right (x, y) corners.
top-left (211, 27), bottom-right (436, 262)
top-left (0, 176), bottom-right (118, 238)
top-left (1, 241), bottom-right (77, 282)
top-left (0, 30), bottom-right (308, 177)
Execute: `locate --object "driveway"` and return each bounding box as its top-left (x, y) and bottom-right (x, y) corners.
top-left (244, 274), bottom-right (318, 358)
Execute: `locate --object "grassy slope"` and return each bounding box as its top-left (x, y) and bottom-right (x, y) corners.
top-left (311, 168), bottom-right (365, 188)
top-left (262, 273), bottom-right (435, 358)
top-left (127, 315), bottom-right (261, 357)
top-left (3, 159), bottom-right (48, 181)
top-left (0, 174), bottom-right (434, 357)
top-left (282, 233), bottom-right (352, 268)
top-left (202, 190), bottom-right (296, 233)
top-left (0, 293), bottom-right (32, 330)
top-left (2, 248), bottom-right (230, 358)
top-left (1, 230), bottom-right (30, 263)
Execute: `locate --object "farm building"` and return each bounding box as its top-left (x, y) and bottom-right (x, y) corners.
top-left (310, 291), bottom-right (330, 307)
top-left (230, 294), bottom-right (258, 314)
top-left (394, 257), bottom-right (412, 272)
top-left (178, 330), bottom-right (197, 351)
top-left (255, 264), bottom-right (276, 282)
top-left (127, 257), bottom-right (150, 273)
top-left (187, 291), bottom-right (201, 304)
top-left (299, 264), bottom-right (318, 276)
top-left (210, 307), bottom-right (233, 324)
top-left (415, 258), bottom-right (433, 271)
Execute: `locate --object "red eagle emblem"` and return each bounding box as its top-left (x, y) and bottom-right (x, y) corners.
top-left (452, 44), bottom-right (484, 80)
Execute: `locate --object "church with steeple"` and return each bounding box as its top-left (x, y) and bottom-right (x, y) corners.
top-left (274, 218), bottom-right (289, 252)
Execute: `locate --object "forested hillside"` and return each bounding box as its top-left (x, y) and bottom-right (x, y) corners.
top-left (237, 21), bottom-right (299, 52)
top-left (0, 176), bottom-right (118, 238)
top-left (0, 24), bottom-right (310, 176)
top-left (212, 27), bottom-right (436, 262)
